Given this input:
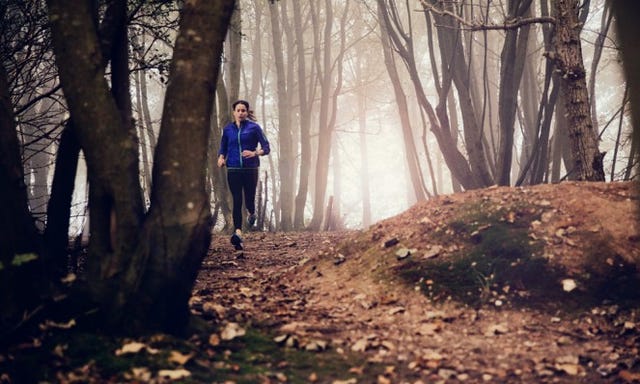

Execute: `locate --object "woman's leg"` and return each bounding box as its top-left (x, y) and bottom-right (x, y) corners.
top-left (242, 168), bottom-right (259, 216)
top-left (227, 171), bottom-right (244, 231)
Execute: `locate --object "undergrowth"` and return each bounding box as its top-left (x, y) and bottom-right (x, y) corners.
top-left (1, 320), bottom-right (391, 383)
top-left (395, 201), bottom-right (567, 309)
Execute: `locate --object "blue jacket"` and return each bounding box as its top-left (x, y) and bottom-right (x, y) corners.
top-left (218, 120), bottom-right (270, 168)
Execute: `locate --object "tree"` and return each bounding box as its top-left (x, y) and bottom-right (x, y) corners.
top-left (292, 1), bottom-right (315, 230)
top-left (269, 0), bottom-right (295, 230)
top-left (1, 0), bottom-right (235, 334)
top-left (307, 0), bottom-right (350, 230)
top-left (552, 0), bottom-right (605, 181)
top-left (496, 0), bottom-right (533, 185)
top-left (377, 0), bottom-right (430, 202)
top-left (0, 60), bottom-right (45, 331)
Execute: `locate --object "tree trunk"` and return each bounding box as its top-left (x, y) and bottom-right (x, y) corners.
top-left (293, 1), bottom-right (313, 230)
top-left (225, 4), bottom-right (241, 104)
top-left (588, 5), bottom-right (613, 133)
top-left (496, 0), bottom-right (533, 185)
top-left (308, 0), bottom-right (337, 230)
top-left (213, 76), bottom-right (233, 231)
top-left (552, 0), bottom-right (605, 181)
top-left (134, 2), bottom-right (235, 332)
top-left (433, 1), bottom-right (494, 187)
top-left (378, 12), bottom-right (428, 204)
top-left (132, 34), bottom-right (156, 198)
top-left (47, 0), bottom-right (235, 333)
top-left (269, 1), bottom-right (295, 230)
top-left (356, 56), bottom-right (372, 228)
top-left (44, 121), bottom-right (81, 282)
top-left (0, 60), bottom-right (45, 331)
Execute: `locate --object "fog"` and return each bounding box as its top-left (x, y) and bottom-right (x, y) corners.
top-left (61, 0), bottom-right (630, 232)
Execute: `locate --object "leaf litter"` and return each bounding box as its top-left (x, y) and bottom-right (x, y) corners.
top-left (2, 181), bottom-right (639, 383)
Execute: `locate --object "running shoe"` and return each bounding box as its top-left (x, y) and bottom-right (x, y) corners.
top-left (247, 213), bottom-right (257, 228)
top-left (230, 233), bottom-right (243, 250)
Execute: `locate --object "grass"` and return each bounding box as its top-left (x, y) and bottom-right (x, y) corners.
top-left (1, 319), bottom-right (389, 383)
top-left (394, 201), bottom-right (566, 308)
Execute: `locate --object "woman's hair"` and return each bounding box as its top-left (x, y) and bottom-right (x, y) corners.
top-left (232, 99), bottom-right (256, 121)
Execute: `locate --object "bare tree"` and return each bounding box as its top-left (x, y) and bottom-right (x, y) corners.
top-left (36, 0), bottom-right (233, 333)
top-left (269, 0), bottom-right (295, 230)
top-left (552, 0), bottom-right (605, 181)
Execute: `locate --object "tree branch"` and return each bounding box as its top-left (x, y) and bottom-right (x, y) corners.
top-left (418, 1), bottom-right (555, 31)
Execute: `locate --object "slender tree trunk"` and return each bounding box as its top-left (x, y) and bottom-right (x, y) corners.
top-left (308, 0), bottom-right (337, 230)
top-left (293, 1), bottom-right (313, 230)
top-left (269, 1), bottom-right (294, 230)
top-left (132, 34), bottom-right (155, 198)
top-left (434, 1), bottom-right (494, 187)
top-left (357, 69), bottom-right (372, 228)
top-left (213, 76), bottom-right (233, 230)
top-left (43, 121), bottom-right (81, 281)
top-left (588, 5), bottom-right (613, 133)
top-left (496, 0), bottom-right (532, 185)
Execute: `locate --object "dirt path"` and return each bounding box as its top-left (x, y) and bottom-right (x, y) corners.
top-left (194, 222), bottom-right (639, 383)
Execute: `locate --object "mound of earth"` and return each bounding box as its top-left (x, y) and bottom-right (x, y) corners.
top-left (195, 181), bottom-right (640, 383)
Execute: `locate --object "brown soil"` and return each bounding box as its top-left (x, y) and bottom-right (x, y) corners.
top-left (194, 181), bottom-right (640, 383)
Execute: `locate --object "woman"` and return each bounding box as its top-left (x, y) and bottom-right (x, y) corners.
top-left (217, 100), bottom-right (270, 250)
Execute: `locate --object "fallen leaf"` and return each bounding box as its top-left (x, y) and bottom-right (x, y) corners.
top-left (555, 363), bottom-right (581, 376)
top-left (423, 245), bottom-right (442, 259)
top-left (395, 248), bottom-right (411, 259)
top-left (220, 322), bottom-right (246, 341)
top-left (388, 306), bottom-right (405, 315)
top-left (274, 334), bottom-right (289, 344)
top-left (202, 302), bottom-right (227, 317)
top-left (61, 273), bottom-right (77, 284)
top-left (168, 350), bottom-right (193, 365)
top-left (127, 367), bottom-right (152, 381)
top-left (115, 342), bottom-right (147, 356)
top-left (332, 379), bottom-right (357, 384)
top-left (484, 323), bottom-right (509, 336)
top-left (158, 368), bottom-right (191, 380)
top-left (305, 340), bottom-right (328, 351)
top-left (351, 338), bottom-right (368, 352)
top-left (561, 279), bottom-right (577, 292)
top-left (208, 333), bottom-right (220, 346)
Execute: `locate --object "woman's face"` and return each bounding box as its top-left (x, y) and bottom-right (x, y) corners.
top-left (233, 103), bottom-right (248, 123)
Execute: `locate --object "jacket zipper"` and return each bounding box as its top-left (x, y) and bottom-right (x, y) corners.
top-left (237, 123), bottom-right (243, 168)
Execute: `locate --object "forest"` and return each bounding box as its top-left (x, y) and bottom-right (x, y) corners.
top-left (1, 0), bottom-right (640, 382)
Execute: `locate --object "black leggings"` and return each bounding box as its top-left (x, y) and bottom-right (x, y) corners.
top-left (227, 168), bottom-right (259, 231)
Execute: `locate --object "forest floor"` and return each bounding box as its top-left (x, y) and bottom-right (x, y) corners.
top-left (3, 181), bottom-right (640, 383)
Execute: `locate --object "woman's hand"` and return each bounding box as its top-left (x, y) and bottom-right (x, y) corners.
top-left (217, 156), bottom-right (226, 167)
top-left (242, 149), bottom-right (260, 158)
